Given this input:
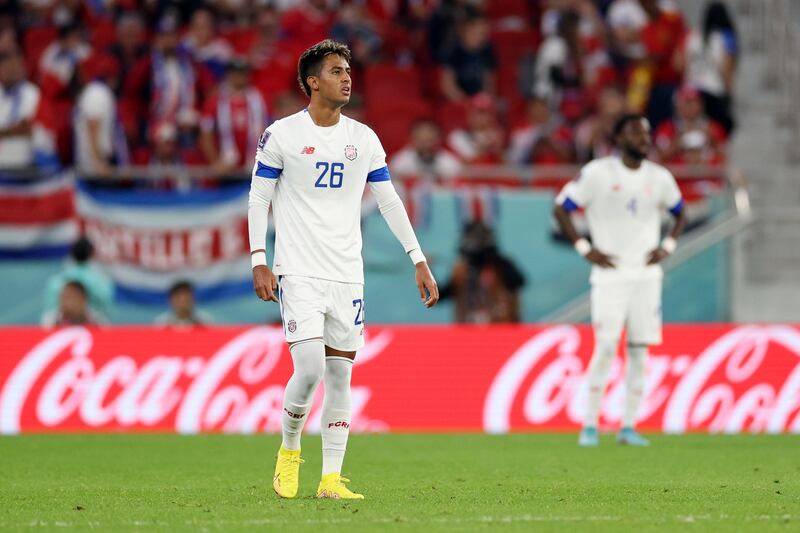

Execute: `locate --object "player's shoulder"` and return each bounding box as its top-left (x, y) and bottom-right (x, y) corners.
top-left (266, 110), bottom-right (305, 133)
top-left (643, 159), bottom-right (675, 180)
top-left (341, 113), bottom-right (378, 139)
top-left (578, 156), bottom-right (616, 179)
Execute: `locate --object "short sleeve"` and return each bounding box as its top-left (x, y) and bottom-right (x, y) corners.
top-left (78, 84), bottom-right (112, 120)
top-left (660, 169), bottom-right (683, 214)
top-left (366, 128), bottom-right (391, 182)
top-left (555, 164), bottom-right (595, 210)
top-left (252, 125), bottom-right (283, 179)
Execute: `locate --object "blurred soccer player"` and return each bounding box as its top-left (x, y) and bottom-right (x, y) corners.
top-left (553, 114), bottom-right (686, 447)
top-left (247, 40), bottom-right (438, 499)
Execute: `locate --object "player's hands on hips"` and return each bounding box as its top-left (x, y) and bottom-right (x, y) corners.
top-left (415, 262), bottom-right (439, 308)
top-left (646, 247), bottom-right (670, 265)
top-left (585, 248), bottom-right (616, 268)
top-left (252, 265), bottom-right (279, 302)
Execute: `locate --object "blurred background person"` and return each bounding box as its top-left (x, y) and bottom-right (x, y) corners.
top-left (681, 1), bottom-right (737, 133)
top-left (440, 15), bottom-right (496, 101)
top-left (42, 237), bottom-right (114, 323)
top-left (574, 86), bottom-right (627, 162)
top-left (654, 85), bottom-right (726, 164)
top-left (199, 57), bottom-right (267, 174)
top-left (182, 5), bottom-right (234, 81)
top-left (440, 220), bottom-right (526, 324)
top-left (389, 119), bottom-right (462, 181)
top-left (155, 280), bottom-right (213, 327)
top-left (42, 280), bottom-right (101, 327)
top-left (0, 49), bottom-right (40, 169)
top-left (508, 96), bottom-right (575, 166)
top-left (132, 121), bottom-right (205, 191)
top-left (447, 93), bottom-right (505, 164)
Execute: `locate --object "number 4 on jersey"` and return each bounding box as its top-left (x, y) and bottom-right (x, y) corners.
top-left (315, 162), bottom-right (345, 189)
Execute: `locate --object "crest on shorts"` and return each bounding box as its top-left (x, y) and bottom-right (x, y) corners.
top-left (258, 130), bottom-right (271, 150)
top-left (344, 144), bottom-right (357, 161)
top-left (287, 319), bottom-right (297, 333)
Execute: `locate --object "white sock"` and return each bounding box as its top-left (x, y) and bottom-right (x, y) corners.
top-left (281, 339), bottom-right (325, 450)
top-left (622, 345), bottom-right (648, 428)
top-left (321, 356), bottom-right (353, 476)
top-left (583, 339), bottom-right (617, 428)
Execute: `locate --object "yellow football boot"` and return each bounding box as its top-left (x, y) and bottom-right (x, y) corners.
top-left (316, 473), bottom-right (364, 500)
top-left (272, 446), bottom-right (303, 498)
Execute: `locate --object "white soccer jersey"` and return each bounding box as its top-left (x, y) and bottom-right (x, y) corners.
top-left (556, 155), bottom-right (683, 282)
top-left (251, 109), bottom-right (398, 284)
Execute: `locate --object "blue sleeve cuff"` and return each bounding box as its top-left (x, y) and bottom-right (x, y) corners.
top-left (255, 161), bottom-right (282, 179)
top-left (669, 198), bottom-right (684, 216)
top-left (561, 197), bottom-right (580, 212)
top-left (367, 166), bottom-right (391, 183)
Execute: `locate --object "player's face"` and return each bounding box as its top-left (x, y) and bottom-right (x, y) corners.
top-left (310, 54), bottom-right (351, 107)
top-left (619, 118), bottom-right (651, 159)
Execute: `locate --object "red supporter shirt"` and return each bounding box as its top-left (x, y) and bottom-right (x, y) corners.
top-left (200, 92), bottom-right (252, 167)
top-left (641, 11), bottom-right (686, 84)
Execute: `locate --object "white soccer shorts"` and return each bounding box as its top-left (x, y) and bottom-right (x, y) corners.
top-left (590, 277), bottom-right (662, 346)
top-left (277, 275), bottom-right (365, 351)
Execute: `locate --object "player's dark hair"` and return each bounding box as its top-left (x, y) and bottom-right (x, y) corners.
top-left (71, 237), bottom-right (94, 263)
top-left (612, 113), bottom-right (644, 139)
top-left (297, 39), bottom-right (352, 97)
top-left (169, 280), bottom-right (194, 297)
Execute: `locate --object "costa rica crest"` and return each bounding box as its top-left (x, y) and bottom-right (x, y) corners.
top-left (344, 144), bottom-right (357, 161)
top-left (287, 319), bottom-right (297, 333)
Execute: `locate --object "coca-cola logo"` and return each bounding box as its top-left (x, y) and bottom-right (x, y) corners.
top-left (0, 327), bottom-right (393, 434)
top-left (483, 325), bottom-right (800, 433)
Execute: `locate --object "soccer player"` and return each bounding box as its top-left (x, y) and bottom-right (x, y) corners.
top-left (247, 40), bottom-right (439, 499)
top-left (553, 114), bottom-right (686, 447)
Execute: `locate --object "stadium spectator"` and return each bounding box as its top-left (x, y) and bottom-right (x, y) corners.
top-left (507, 96), bottom-right (575, 165)
top-left (42, 280), bottom-right (102, 328)
top-left (574, 86), bottom-right (627, 162)
top-left (240, 4), bottom-right (297, 107)
top-left (440, 221), bottom-right (526, 324)
top-left (389, 119), bottom-right (462, 181)
top-left (182, 6), bottom-right (234, 81)
top-left (279, 0), bottom-right (333, 51)
top-left (532, 9), bottom-right (584, 103)
top-left (329, 1), bottom-right (382, 67)
top-left (681, 1), bottom-right (737, 133)
top-left (635, 0), bottom-right (686, 128)
top-left (441, 16), bottom-right (497, 101)
top-left (123, 14), bottom-right (214, 145)
top-left (42, 237), bottom-right (113, 324)
top-left (37, 20), bottom-right (92, 100)
top-left (155, 280), bottom-right (213, 327)
top-left (74, 54), bottom-right (128, 176)
top-left (447, 93), bottom-right (505, 164)
top-left (606, 0), bottom-right (677, 62)
top-left (0, 49), bottom-right (41, 168)
top-left (199, 58), bottom-right (267, 173)
top-left (654, 85), bottom-right (726, 164)
top-left (133, 121), bottom-right (205, 191)
top-left (428, 0), bottom-right (481, 64)
top-left (272, 91), bottom-right (305, 120)
top-left (107, 12), bottom-right (148, 93)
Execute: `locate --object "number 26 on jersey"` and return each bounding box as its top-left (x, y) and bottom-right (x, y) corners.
top-left (315, 162), bottom-right (345, 189)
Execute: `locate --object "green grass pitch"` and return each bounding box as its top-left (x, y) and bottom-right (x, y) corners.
top-left (1, 433), bottom-right (798, 531)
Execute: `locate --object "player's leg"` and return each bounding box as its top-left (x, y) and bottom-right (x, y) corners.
top-left (618, 277), bottom-right (662, 446)
top-left (274, 276), bottom-right (326, 498)
top-left (316, 281), bottom-right (365, 499)
top-left (581, 281), bottom-right (627, 446)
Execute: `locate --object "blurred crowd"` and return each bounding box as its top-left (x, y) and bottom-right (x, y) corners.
top-left (0, 0), bottom-right (738, 186)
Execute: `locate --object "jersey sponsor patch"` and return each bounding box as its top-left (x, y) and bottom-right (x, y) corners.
top-left (258, 130), bottom-right (270, 150)
top-left (344, 144), bottom-right (358, 161)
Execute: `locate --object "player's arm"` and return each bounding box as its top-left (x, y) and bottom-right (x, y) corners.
top-left (247, 128), bottom-right (282, 302)
top-left (647, 173), bottom-right (687, 265)
top-left (368, 172), bottom-right (439, 308)
top-left (553, 170), bottom-right (616, 268)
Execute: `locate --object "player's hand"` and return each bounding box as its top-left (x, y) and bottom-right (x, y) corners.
top-left (252, 265), bottom-right (279, 302)
top-left (646, 247), bottom-right (670, 265)
top-left (585, 248), bottom-right (616, 268)
top-left (415, 262), bottom-right (439, 308)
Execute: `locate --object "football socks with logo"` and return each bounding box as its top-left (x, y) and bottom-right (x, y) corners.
top-left (622, 345), bottom-right (648, 428)
top-left (281, 339), bottom-right (326, 450)
top-left (321, 357), bottom-right (353, 476)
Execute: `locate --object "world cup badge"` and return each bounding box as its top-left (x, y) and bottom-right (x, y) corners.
top-left (287, 319), bottom-right (297, 333)
top-left (344, 145), bottom-right (358, 161)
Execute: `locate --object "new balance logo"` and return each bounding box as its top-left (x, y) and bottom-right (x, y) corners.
top-left (301, 146), bottom-right (316, 154)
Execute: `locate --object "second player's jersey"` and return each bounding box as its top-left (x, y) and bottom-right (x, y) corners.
top-left (556, 155), bottom-right (683, 282)
top-left (253, 109), bottom-right (388, 284)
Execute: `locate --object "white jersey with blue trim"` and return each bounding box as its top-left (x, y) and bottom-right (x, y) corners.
top-left (252, 109), bottom-right (391, 284)
top-left (555, 155), bottom-right (683, 282)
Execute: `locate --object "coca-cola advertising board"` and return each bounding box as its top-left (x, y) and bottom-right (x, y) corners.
top-left (1, 325), bottom-right (799, 434)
